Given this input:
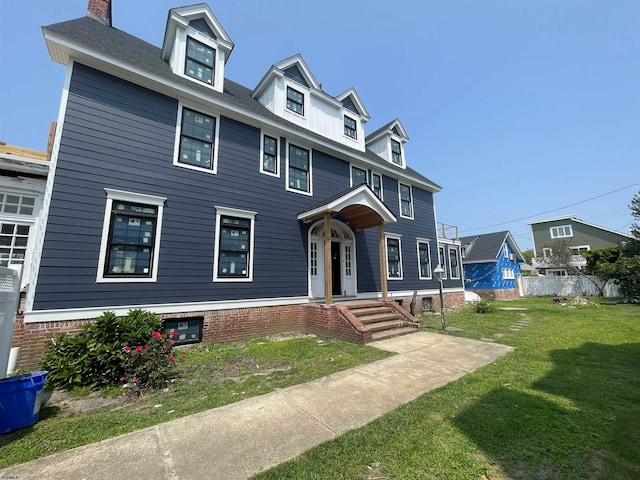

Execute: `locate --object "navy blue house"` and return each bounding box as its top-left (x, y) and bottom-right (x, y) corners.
top-left (459, 231), bottom-right (525, 300)
top-left (18, 1), bottom-right (465, 364)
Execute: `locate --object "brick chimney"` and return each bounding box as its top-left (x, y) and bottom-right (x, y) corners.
top-left (87, 0), bottom-right (112, 26)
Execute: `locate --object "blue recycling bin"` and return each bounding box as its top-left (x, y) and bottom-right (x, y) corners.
top-left (0, 371), bottom-right (48, 434)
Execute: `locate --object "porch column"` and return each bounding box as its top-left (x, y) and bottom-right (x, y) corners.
top-left (378, 224), bottom-right (388, 300)
top-left (324, 213), bottom-right (332, 304)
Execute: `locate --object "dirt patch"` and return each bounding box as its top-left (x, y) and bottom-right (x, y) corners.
top-left (43, 389), bottom-right (129, 416)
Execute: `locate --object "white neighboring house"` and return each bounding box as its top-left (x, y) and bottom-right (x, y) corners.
top-left (0, 138), bottom-right (51, 290)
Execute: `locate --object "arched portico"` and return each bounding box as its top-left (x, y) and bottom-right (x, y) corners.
top-left (297, 184), bottom-right (396, 304)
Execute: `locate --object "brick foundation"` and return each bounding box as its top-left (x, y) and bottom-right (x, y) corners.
top-left (12, 291), bottom-right (465, 369)
top-left (471, 289), bottom-right (519, 301)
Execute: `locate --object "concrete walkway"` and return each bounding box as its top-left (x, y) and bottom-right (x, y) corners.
top-left (0, 332), bottom-right (513, 480)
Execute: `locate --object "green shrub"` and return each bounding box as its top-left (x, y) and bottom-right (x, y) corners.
top-left (475, 298), bottom-right (495, 314)
top-left (121, 331), bottom-right (181, 393)
top-left (41, 310), bottom-right (163, 390)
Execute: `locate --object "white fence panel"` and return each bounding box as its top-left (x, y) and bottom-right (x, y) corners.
top-left (521, 275), bottom-right (619, 298)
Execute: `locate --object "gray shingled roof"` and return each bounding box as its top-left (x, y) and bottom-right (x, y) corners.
top-left (460, 231), bottom-right (515, 263)
top-left (43, 16), bottom-right (440, 191)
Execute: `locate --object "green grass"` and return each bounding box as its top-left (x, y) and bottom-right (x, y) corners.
top-left (0, 336), bottom-right (392, 468)
top-left (252, 297), bottom-right (640, 480)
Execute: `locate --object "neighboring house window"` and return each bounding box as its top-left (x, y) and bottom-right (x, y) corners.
top-left (399, 183), bottom-right (413, 218)
top-left (370, 173), bottom-right (382, 199)
top-left (185, 37), bottom-right (214, 85)
top-left (503, 244), bottom-right (509, 258)
top-left (351, 166), bottom-right (367, 186)
top-left (448, 247), bottom-right (460, 279)
top-left (386, 235), bottom-right (403, 279)
top-left (550, 225), bottom-right (573, 238)
top-left (417, 240), bottom-right (431, 279)
top-left (438, 245), bottom-right (447, 279)
top-left (570, 245), bottom-right (590, 254)
top-left (286, 87), bottom-right (304, 115)
top-left (344, 116), bottom-right (357, 139)
top-left (97, 189), bottom-right (166, 283)
top-left (542, 248), bottom-right (552, 258)
top-left (547, 269), bottom-right (567, 276)
top-left (0, 223), bottom-right (30, 267)
top-left (214, 206), bottom-right (256, 282)
top-left (261, 134), bottom-right (279, 176)
top-left (287, 143), bottom-right (312, 194)
top-left (502, 268), bottom-right (515, 279)
top-left (0, 194), bottom-right (35, 215)
top-left (391, 139), bottom-right (402, 165)
top-left (177, 107), bottom-right (217, 172)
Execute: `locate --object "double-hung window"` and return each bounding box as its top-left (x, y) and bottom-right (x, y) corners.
top-left (287, 144), bottom-right (311, 194)
top-left (417, 241), bottom-right (431, 279)
top-left (351, 166), bottom-right (367, 186)
top-left (286, 87), bottom-right (304, 115)
top-left (261, 134), bottom-right (279, 175)
top-left (344, 116), bottom-right (357, 139)
top-left (178, 107), bottom-right (216, 171)
top-left (386, 235), bottom-right (403, 279)
top-left (391, 139), bottom-right (402, 165)
top-left (438, 245), bottom-right (448, 279)
top-left (370, 173), bottom-right (382, 199)
top-left (97, 189), bottom-right (166, 282)
top-left (399, 183), bottom-right (413, 218)
top-left (448, 247), bottom-right (460, 279)
top-left (185, 37), bottom-right (214, 85)
top-left (214, 207), bottom-right (256, 282)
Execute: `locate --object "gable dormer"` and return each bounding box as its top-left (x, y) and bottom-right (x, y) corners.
top-left (365, 119), bottom-right (409, 168)
top-left (252, 55), bottom-right (370, 152)
top-left (161, 4), bottom-right (234, 94)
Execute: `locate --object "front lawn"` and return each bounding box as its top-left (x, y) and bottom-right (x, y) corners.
top-left (0, 335), bottom-right (392, 468)
top-left (253, 297), bottom-right (640, 480)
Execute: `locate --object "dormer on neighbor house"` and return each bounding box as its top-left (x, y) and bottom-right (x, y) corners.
top-left (252, 55), bottom-right (370, 152)
top-left (365, 119), bottom-right (409, 169)
top-left (161, 3), bottom-right (234, 94)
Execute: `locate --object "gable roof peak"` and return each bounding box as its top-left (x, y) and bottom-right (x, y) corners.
top-left (272, 54), bottom-right (321, 90)
top-left (335, 87), bottom-right (370, 121)
top-left (365, 118), bottom-right (409, 143)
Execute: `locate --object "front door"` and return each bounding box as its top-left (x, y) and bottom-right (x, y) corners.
top-left (331, 241), bottom-right (341, 295)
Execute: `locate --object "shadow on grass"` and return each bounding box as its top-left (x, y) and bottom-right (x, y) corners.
top-left (454, 342), bottom-right (640, 480)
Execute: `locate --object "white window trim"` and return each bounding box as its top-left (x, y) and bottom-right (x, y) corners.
top-left (260, 132), bottom-right (280, 177)
top-left (398, 182), bottom-right (414, 219)
top-left (350, 164), bottom-right (368, 187)
top-left (438, 245), bottom-right (448, 280)
top-left (343, 115), bottom-right (358, 141)
top-left (285, 141), bottom-right (313, 196)
top-left (389, 137), bottom-right (406, 168)
top-left (542, 247), bottom-right (552, 258)
top-left (284, 83), bottom-right (307, 118)
top-left (213, 206), bottom-right (257, 283)
top-left (546, 268), bottom-right (567, 276)
top-left (96, 189), bottom-right (166, 283)
top-left (502, 267), bottom-right (515, 280)
top-left (503, 243), bottom-right (509, 258)
top-left (448, 246), bottom-right (461, 280)
top-left (570, 245), bottom-right (591, 253)
top-left (550, 224), bottom-right (573, 239)
top-left (416, 238), bottom-right (432, 280)
top-left (173, 103), bottom-right (220, 175)
top-left (385, 233), bottom-right (403, 280)
top-left (171, 27), bottom-right (224, 93)
top-left (370, 172), bottom-right (383, 200)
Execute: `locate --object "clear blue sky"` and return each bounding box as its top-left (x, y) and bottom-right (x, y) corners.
top-left (1, 0), bottom-right (638, 251)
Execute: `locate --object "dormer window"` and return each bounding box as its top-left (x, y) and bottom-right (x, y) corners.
top-left (286, 87), bottom-right (304, 115)
top-left (344, 116), bottom-right (357, 139)
top-left (185, 37), bottom-right (214, 85)
top-left (391, 139), bottom-right (402, 165)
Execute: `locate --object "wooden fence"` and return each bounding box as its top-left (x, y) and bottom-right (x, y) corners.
top-left (520, 275), bottom-right (619, 298)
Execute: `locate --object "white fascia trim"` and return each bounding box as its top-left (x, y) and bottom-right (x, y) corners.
top-left (259, 131), bottom-right (280, 177)
top-left (25, 62), bottom-right (73, 313)
top-left (173, 102), bottom-right (220, 175)
top-left (213, 206), bottom-right (257, 282)
top-left (335, 87), bottom-right (371, 121)
top-left (24, 296), bottom-right (310, 324)
top-left (251, 66), bottom-right (283, 99)
top-left (357, 287), bottom-right (465, 300)
top-left (0, 155), bottom-right (50, 176)
top-left (309, 87), bottom-right (343, 109)
top-left (43, 32), bottom-right (440, 193)
top-left (273, 54), bottom-right (320, 90)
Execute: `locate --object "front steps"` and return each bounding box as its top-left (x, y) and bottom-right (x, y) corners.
top-left (337, 301), bottom-right (421, 343)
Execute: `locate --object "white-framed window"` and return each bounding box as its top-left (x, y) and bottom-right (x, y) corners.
top-left (173, 104), bottom-right (220, 174)
top-left (448, 246), bottom-right (460, 279)
top-left (438, 245), bottom-right (448, 279)
top-left (570, 245), bottom-right (590, 254)
top-left (542, 248), bottom-right (552, 258)
top-left (550, 225), bottom-right (573, 238)
top-left (97, 189), bottom-right (166, 283)
top-left (213, 206), bottom-right (257, 282)
top-left (185, 36), bottom-right (215, 85)
top-left (502, 268), bottom-right (515, 279)
top-left (391, 139), bottom-right (402, 165)
top-left (260, 133), bottom-right (279, 176)
top-left (351, 165), bottom-right (367, 187)
top-left (386, 234), bottom-right (403, 280)
top-left (417, 239), bottom-right (432, 279)
top-left (399, 183), bottom-right (413, 219)
top-left (0, 222), bottom-right (30, 268)
top-left (370, 172), bottom-right (383, 199)
top-left (547, 269), bottom-right (567, 276)
top-left (286, 143), bottom-right (312, 195)
top-left (344, 115), bottom-right (357, 139)
top-left (286, 86), bottom-right (304, 115)
top-left (0, 194), bottom-right (35, 216)
top-left (503, 243), bottom-right (509, 258)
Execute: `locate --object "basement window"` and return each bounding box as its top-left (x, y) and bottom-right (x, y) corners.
top-left (164, 317), bottom-right (203, 345)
